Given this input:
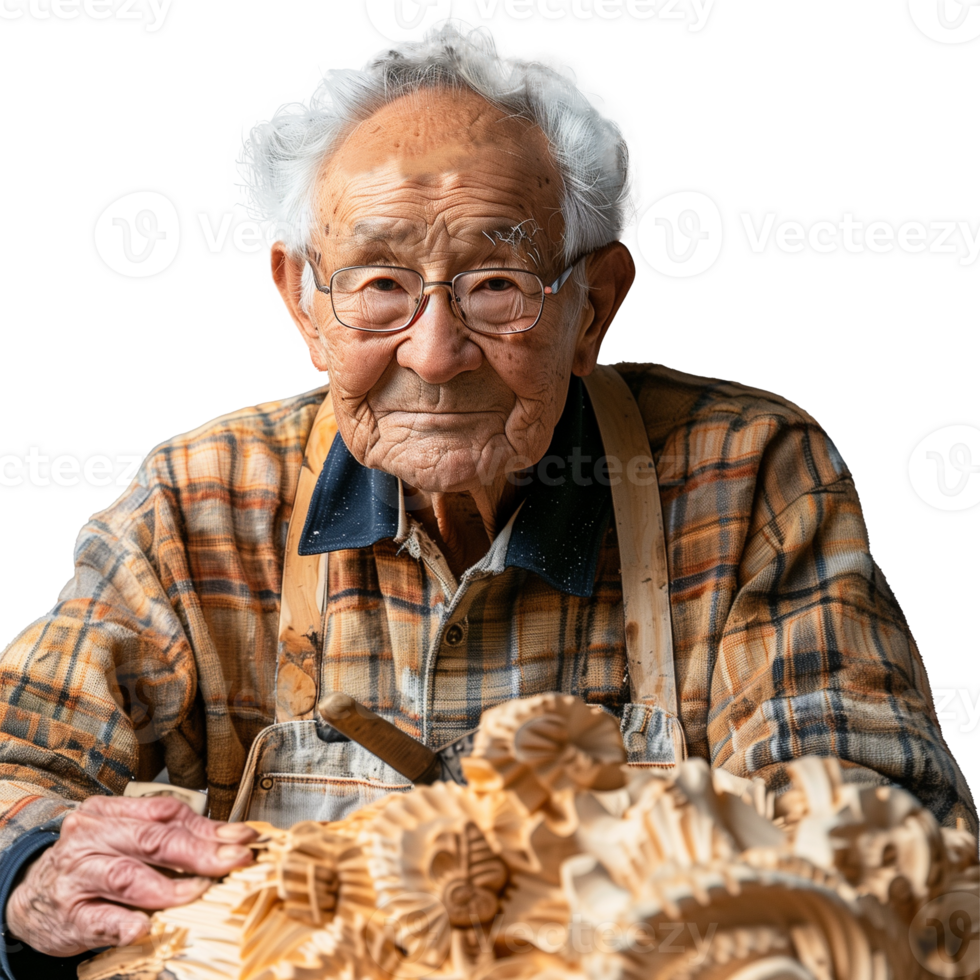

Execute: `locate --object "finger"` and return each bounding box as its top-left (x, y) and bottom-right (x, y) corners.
top-left (77, 795), bottom-right (259, 843)
top-left (85, 857), bottom-right (212, 910)
top-left (74, 901), bottom-right (153, 953)
top-left (11, 902), bottom-right (152, 959)
top-left (68, 809), bottom-right (254, 878)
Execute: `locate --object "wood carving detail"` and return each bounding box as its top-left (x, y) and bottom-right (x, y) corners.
top-left (78, 693), bottom-right (979, 980)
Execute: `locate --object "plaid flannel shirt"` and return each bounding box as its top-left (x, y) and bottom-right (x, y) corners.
top-left (0, 362), bottom-right (974, 849)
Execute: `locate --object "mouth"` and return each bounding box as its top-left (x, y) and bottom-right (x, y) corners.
top-left (375, 409), bottom-right (503, 422)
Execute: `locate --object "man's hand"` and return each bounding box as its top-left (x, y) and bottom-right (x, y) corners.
top-left (5, 795), bottom-right (258, 957)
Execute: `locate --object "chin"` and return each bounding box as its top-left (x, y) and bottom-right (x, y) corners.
top-left (396, 462), bottom-right (484, 495)
top-left (382, 445), bottom-right (500, 495)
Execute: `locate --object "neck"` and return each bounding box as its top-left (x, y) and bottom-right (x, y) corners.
top-left (408, 474), bottom-right (526, 579)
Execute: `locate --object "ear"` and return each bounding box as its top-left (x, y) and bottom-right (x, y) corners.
top-left (570, 241), bottom-right (635, 377)
top-left (271, 242), bottom-right (331, 372)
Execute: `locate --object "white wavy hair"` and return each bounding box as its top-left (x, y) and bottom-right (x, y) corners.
top-left (240, 23), bottom-right (630, 311)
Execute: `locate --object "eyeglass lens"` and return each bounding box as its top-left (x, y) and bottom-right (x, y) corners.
top-left (329, 266), bottom-right (545, 334)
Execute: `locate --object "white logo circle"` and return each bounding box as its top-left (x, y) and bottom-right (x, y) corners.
top-left (365, 0), bottom-right (453, 42)
top-left (909, 890), bottom-right (979, 977)
top-left (908, 0), bottom-right (980, 43)
top-left (637, 191), bottom-right (723, 278)
top-left (94, 191), bottom-right (180, 278)
top-left (908, 425), bottom-right (980, 511)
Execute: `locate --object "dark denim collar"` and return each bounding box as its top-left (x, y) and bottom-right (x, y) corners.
top-left (298, 376), bottom-right (612, 597)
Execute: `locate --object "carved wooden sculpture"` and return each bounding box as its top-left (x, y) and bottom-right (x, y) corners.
top-left (78, 694), bottom-right (979, 980)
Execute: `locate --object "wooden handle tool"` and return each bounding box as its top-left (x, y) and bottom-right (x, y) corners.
top-left (319, 693), bottom-right (442, 785)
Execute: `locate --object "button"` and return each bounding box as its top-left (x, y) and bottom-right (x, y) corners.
top-left (444, 624), bottom-right (464, 646)
top-left (259, 776), bottom-right (275, 791)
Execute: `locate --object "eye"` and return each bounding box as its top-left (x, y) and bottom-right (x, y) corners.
top-left (479, 277), bottom-right (516, 292)
top-left (367, 277), bottom-right (402, 292)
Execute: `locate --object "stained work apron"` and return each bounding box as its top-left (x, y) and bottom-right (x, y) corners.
top-left (228, 366), bottom-right (685, 827)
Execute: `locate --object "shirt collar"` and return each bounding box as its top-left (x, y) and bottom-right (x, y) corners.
top-left (298, 375), bottom-right (612, 597)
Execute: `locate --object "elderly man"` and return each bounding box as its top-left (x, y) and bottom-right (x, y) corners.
top-left (0, 24), bottom-right (973, 975)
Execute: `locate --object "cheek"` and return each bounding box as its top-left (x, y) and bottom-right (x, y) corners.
top-left (490, 323), bottom-right (574, 393)
top-left (321, 331), bottom-right (400, 399)
top-left (494, 334), bottom-right (577, 459)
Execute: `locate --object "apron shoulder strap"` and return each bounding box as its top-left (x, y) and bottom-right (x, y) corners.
top-left (583, 365), bottom-right (685, 761)
top-left (275, 391), bottom-right (337, 722)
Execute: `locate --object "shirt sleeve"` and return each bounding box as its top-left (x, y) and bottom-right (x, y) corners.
top-left (0, 467), bottom-right (200, 850)
top-left (708, 422), bottom-right (978, 834)
top-left (0, 824), bottom-right (95, 979)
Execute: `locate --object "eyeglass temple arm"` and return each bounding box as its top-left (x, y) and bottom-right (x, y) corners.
top-left (306, 258), bottom-right (331, 293)
top-left (545, 263), bottom-right (576, 295)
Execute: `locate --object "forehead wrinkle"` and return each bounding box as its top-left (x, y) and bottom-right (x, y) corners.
top-left (323, 173), bottom-right (516, 232)
top-left (345, 217), bottom-right (536, 248)
top-left (322, 137), bottom-right (559, 221)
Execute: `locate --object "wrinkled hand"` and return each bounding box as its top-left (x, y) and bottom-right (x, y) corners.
top-left (5, 795), bottom-right (258, 957)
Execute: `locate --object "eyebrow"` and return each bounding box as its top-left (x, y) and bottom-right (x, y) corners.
top-left (346, 220), bottom-right (412, 244)
top-left (481, 219), bottom-right (542, 265)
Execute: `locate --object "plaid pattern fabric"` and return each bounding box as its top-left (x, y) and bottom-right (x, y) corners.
top-left (0, 363), bottom-right (974, 849)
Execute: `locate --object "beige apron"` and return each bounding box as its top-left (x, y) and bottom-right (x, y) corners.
top-left (228, 366), bottom-right (685, 826)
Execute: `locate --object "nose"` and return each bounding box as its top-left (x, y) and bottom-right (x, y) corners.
top-left (394, 284), bottom-right (483, 385)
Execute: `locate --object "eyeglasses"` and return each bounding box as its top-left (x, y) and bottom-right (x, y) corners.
top-left (305, 259), bottom-right (577, 335)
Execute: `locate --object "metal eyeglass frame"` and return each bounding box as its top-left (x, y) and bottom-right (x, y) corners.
top-left (305, 257), bottom-right (577, 335)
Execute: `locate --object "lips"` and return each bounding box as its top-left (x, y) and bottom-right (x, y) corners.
top-left (375, 409), bottom-right (505, 429)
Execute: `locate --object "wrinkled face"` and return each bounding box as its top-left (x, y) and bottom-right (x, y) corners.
top-left (301, 88), bottom-right (596, 494)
